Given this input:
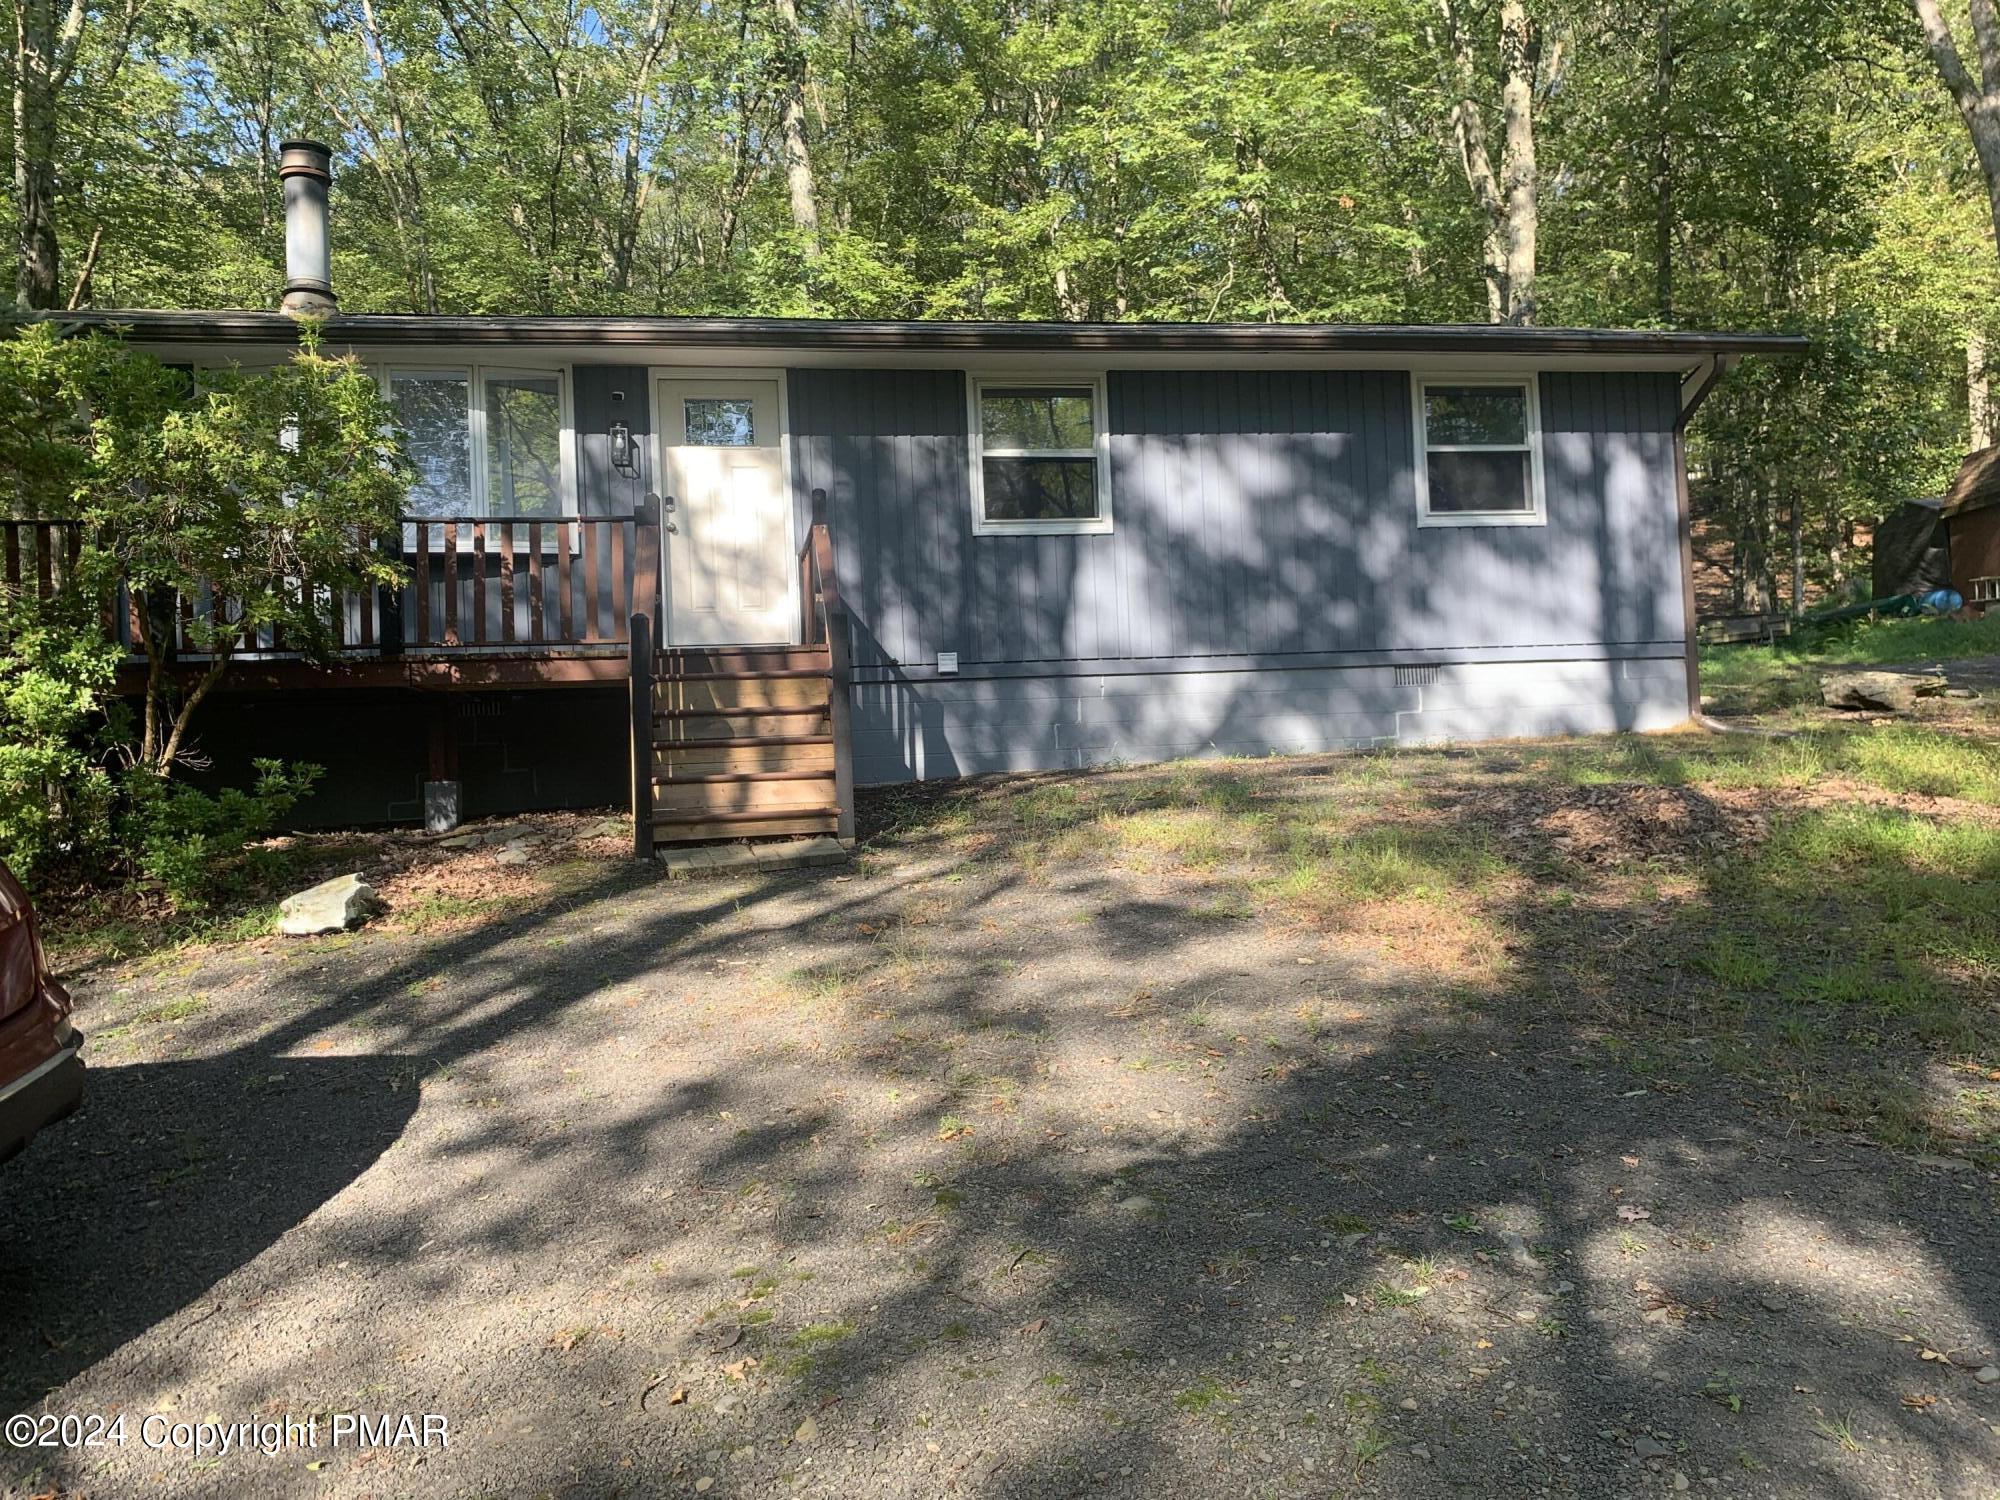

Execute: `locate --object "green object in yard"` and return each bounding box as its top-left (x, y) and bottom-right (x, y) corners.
top-left (1803, 594), bottom-right (1921, 626)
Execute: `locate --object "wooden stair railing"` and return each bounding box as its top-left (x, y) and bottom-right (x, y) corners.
top-left (801, 489), bottom-right (857, 846)
top-left (632, 489), bottom-right (855, 857)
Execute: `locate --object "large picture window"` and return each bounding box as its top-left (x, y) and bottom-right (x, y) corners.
top-left (969, 375), bottom-right (1112, 535)
top-left (384, 364), bottom-right (575, 519)
top-left (1412, 377), bottom-right (1546, 527)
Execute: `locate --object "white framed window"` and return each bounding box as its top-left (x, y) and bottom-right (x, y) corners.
top-left (1411, 375), bottom-right (1546, 528)
top-left (382, 363), bottom-right (577, 520)
top-left (969, 374), bottom-right (1113, 535)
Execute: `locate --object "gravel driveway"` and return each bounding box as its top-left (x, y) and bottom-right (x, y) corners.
top-left (3, 779), bottom-right (1998, 1500)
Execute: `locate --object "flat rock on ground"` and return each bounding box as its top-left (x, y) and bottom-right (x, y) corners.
top-left (3, 812), bottom-right (1996, 1500)
top-left (274, 872), bottom-right (375, 937)
top-left (1820, 669), bottom-right (1948, 714)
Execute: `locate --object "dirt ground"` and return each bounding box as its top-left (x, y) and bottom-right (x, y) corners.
top-left (4, 755), bottom-right (1999, 1500)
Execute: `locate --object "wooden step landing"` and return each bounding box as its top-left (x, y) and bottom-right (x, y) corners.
top-left (657, 834), bottom-right (852, 875)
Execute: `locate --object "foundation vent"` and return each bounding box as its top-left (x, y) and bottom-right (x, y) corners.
top-left (1393, 664), bottom-right (1444, 687)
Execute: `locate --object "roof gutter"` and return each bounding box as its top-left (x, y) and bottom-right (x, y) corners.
top-left (16, 309), bottom-right (1812, 361)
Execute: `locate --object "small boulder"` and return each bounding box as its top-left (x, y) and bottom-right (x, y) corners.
top-left (1820, 670), bottom-right (1946, 714)
top-left (276, 873), bottom-right (376, 937)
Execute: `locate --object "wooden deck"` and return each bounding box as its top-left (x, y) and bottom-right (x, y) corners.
top-left (4, 496), bottom-right (858, 853)
top-left (4, 507), bottom-right (660, 693)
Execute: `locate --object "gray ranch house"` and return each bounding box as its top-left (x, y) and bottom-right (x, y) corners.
top-left (28, 143), bottom-right (1803, 853)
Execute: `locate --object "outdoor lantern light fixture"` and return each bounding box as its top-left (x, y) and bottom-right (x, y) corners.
top-left (610, 418), bottom-right (635, 473)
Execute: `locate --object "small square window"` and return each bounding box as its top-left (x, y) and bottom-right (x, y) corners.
top-left (685, 398), bottom-right (756, 446)
top-left (1414, 378), bottom-right (1545, 527)
top-left (971, 377), bottom-right (1111, 534)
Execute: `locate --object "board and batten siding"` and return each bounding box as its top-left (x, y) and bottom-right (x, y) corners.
top-left (787, 366), bottom-right (1691, 783)
top-left (573, 364), bottom-right (654, 520)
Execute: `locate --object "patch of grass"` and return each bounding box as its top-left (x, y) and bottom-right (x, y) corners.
top-left (1669, 804), bottom-right (2000, 1145)
top-left (1172, 1376), bottom-right (1241, 1416)
top-left (1013, 783), bottom-right (1090, 832)
top-left (1262, 823), bottom-right (1505, 913)
top-left (1188, 890), bottom-right (1256, 921)
top-left (778, 959), bottom-right (866, 1008)
top-left (147, 995), bottom-right (206, 1024)
top-left (1813, 1410), bottom-right (1864, 1454)
top-left (786, 1320), bottom-right (854, 1347)
top-left (1351, 1430), bottom-right (1393, 1467)
top-left (1697, 935), bottom-right (1779, 990)
top-left (1703, 613), bottom-right (2000, 711)
top-left (1836, 725), bottom-right (2000, 803)
top-left (778, 1320), bottom-right (855, 1378)
top-left (118, 995), bottom-right (206, 1032)
top-left (1109, 807), bottom-right (1241, 868)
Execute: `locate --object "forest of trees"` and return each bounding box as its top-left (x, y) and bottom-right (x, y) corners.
top-left (9, 0), bottom-right (2000, 615)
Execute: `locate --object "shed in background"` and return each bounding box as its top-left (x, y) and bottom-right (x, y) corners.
top-left (1945, 444), bottom-right (2000, 614)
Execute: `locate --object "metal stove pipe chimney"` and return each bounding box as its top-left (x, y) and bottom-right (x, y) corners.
top-left (278, 140), bottom-right (336, 316)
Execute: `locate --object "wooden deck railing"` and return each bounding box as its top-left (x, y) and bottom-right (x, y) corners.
top-left (2, 520), bottom-right (84, 602)
top-left (1, 503), bottom-right (662, 661)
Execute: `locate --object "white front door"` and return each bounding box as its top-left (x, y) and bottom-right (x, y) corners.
top-left (655, 377), bottom-right (796, 646)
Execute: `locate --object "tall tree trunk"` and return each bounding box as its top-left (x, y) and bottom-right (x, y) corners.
top-left (612, 0), bottom-right (669, 296)
top-left (1972, 328), bottom-right (1994, 448)
top-left (1653, 0), bottom-right (1674, 322)
top-left (358, 0), bottom-right (440, 312)
top-left (1439, 0), bottom-right (1540, 324)
top-left (1912, 0), bottom-right (2000, 268)
top-left (1494, 0), bottom-right (1538, 323)
top-left (12, 0), bottom-right (72, 308)
top-left (1790, 495), bottom-right (1805, 614)
top-left (773, 0), bottom-right (821, 256)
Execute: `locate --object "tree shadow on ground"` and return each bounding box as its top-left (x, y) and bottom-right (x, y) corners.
top-left (0, 1053), bottom-right (418, 1413)
top-left (4, 751), bottom-right (1997, 1498)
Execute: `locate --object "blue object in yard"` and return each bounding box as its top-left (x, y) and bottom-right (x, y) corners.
top-left (1916, 588), bottom-right (1964, 615)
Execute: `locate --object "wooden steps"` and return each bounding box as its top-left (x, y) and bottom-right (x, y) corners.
top-left (625, 502), bottom-right (855, 859)
top-left (644, 641), bottom-right (846, 847)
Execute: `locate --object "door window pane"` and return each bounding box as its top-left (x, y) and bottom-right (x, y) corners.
top-left (981, 457), bottom-right (1100, 521)
top-left (391, 371), bottom-right (471, 517)
top-left (486, 373), bottom-right (563, 515)
top-left (685, 398), bottom-right (756, 446)
top-left (1423, 386), bottom-right (1528, 446)
top-left (980, 387), bottom-right (1095, 450)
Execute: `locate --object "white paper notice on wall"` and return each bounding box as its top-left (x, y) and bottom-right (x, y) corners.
top-left (937, 651), bottom-right (960, 676)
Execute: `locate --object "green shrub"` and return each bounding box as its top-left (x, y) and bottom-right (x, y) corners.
top-left (0, 583), bottom-right (124, 887)
top-left (118, 759), bottom-right (322, 909)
